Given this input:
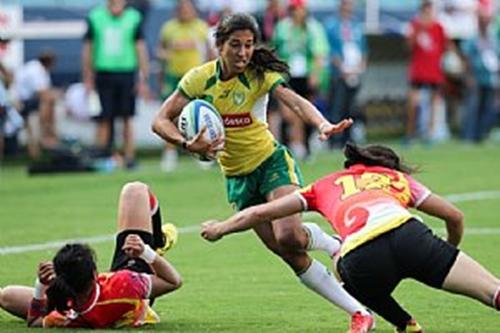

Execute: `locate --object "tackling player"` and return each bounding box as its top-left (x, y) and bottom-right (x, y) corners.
top-left (0, 182), bottom-right (181, 328)
top-left (201, 142), bottom-right (500, 332)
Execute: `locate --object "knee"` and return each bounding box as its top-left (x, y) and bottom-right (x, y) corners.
top-left (274, 225), bottom-right (306, 251)
top-left (0, 286), bottom-right (14, 309)
top-left (121, 181), bottom-right (148, 199)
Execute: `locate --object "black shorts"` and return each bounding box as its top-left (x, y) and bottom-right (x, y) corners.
top-left (109, 229), bottom-right (154, 274)
top-left (338, 218), bottom-right (459, 298)
top-left (95, 71), bottom-right (136, 120)
top-left (20, 96), bottom-right (40, 118)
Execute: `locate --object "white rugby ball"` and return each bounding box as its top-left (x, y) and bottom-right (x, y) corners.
top-left (178, 99), bottom-right (225, 160)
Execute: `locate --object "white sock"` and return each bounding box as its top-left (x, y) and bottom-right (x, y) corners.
top-left (303, 222), bottom-right (342, 257)
top-left (298, 259), bottom-right (368, 316)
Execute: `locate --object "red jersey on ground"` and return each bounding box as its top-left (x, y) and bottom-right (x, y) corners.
top-left (298, 164), bottom-right (431, 256)
top-left (43, 269), bottom-right (158, 328)
top-left (408, 18), bottom-right (447, 84)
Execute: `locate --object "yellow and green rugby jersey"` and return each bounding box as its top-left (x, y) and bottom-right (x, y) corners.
top-left (178, 59), bottom-right (286, 176)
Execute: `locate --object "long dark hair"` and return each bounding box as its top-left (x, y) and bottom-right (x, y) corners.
top-left (46, 244), bottom-right (97, 313)
top-left (214, 13), bottom-right (289, 81)
top-left (343, 142), bottom-right (417, 174)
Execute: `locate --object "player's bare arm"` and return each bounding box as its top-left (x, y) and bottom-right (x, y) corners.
top-left (417, 194), bottom-right (464, 246)
top-left (152, 90), bottom-right (190, 146)
top-left (152, 92), bottom-right (222, 156)
top-left (201, 194), bottom-right (303, 241)
top-left (273, 85), bottom-right (353, 140)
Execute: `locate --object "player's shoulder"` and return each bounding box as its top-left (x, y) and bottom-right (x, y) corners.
top-left (183, 60), bottom-right (217, 83)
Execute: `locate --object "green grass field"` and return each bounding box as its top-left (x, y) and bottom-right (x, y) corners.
top-left (1, 141), bottom-right (499, 332)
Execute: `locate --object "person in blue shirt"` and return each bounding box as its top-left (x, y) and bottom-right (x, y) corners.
top-left (461, 8), bottom-right (499, 143)
top-left (325, 0), bottom-right (368, 147)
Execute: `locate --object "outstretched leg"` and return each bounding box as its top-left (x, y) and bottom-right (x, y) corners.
top-left (442, 252), bottom-right (500, 309)
top-left (253, 185), bottom-right (368, 317)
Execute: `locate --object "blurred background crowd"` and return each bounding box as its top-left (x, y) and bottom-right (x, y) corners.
top-left (0, 0), bottom-right (499, 173)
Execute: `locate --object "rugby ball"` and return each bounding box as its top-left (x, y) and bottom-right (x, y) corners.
top-left (178, 99), bottom-right (225, 160)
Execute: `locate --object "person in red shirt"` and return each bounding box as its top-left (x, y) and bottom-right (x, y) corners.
top-left (0, 182), bottom-right (182, 328)
top-left (201, 142), bottom-right (500, 332)
top-left (406, 0), bottom-right (448, 143)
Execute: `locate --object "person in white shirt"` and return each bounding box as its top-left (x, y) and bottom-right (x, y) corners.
top-left (14, 50), bottom-right (58, 158)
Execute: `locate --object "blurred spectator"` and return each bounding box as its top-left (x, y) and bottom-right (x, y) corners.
top-left (257, 0), bottom-right (286, 43)
top-left (157, 0), bottom-right (212, 172)
top-left (0, 33), bottom-right (13, 89)
top-left (82, 0), bottom-right (150, 169)
top-left (14, 50), bottom-right (58, 159)
top-left (272, 0), bottom-right (329, 160)
top-left (127, 0), bottom-right (151, 24)
top-left (0, 79), bottom-right (23, 161)
top-left (405, 0), bottom-right (448, 144)
top-left (256, 0), bottom-right (286, 141)
top-left (325, 0), bottom-right (367, 147)
top-left (200, 0), bottom-right (257, 16)
top-left (461, 9), bottom-right (498, 143)
top-left (438, 0), bottom-right (476, 133)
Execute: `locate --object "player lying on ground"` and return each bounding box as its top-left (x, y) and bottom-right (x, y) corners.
top-left (201, 142), bottom-right (500, 332)
top-left (0, 181), bottom-right (181, 328)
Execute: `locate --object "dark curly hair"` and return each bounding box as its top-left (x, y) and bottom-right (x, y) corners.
top-left (343, 142), bottom-right (417, 174)
top-left (46, 243), bottom-right (97, 313)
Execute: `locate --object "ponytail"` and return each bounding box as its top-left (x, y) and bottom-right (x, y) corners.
top-left (343, 142), bottom-right (417, 174)
top-left (250, 45), bottom-right (290, 82)
top-left (46, 276), bottom-right (76, 313)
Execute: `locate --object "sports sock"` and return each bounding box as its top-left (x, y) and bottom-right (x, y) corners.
top-left (493, 286), bottom-right (500, 310)
top-left (298, 259), bottom-right (368, 316)
top-left (148, 190), bottom-right (165, 249)
top-left (303, 222), bottom-right (342, 257)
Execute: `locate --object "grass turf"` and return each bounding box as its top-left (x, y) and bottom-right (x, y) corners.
top-left (1, 141), bottom-right (499, 332)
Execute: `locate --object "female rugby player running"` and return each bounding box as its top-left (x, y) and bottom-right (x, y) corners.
top-left (153, 13), bottom-right (373, 333)
top-left (0, 182), bottom-right (181, 328)
top-left (201, 142), bottom-right (500, 332)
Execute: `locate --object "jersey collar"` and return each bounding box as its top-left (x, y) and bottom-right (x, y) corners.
top-left (216, 59), bottom-right (251, 89)
top-left (76, 282), bottom-right (101, 315)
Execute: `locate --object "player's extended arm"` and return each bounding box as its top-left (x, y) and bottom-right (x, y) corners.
top-left (417, 193), bottom-right (464, 246)
top-left (201, 194), bottom-right (303, 241)
top-left (273, 85), bottom-right (353, 141)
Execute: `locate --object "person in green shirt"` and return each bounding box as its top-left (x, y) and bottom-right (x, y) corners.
top-left (82, 0), bottom-right (150, 169)
top-left (272, 0), bottom-right (330, 160)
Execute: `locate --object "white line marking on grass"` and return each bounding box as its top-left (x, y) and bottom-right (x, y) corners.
top-left (445, 191), bottom-right (500, 203)
top-left (0, 226), bottom-right (200, 256)
top-left (1, 191), bottom-right (500, 256)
